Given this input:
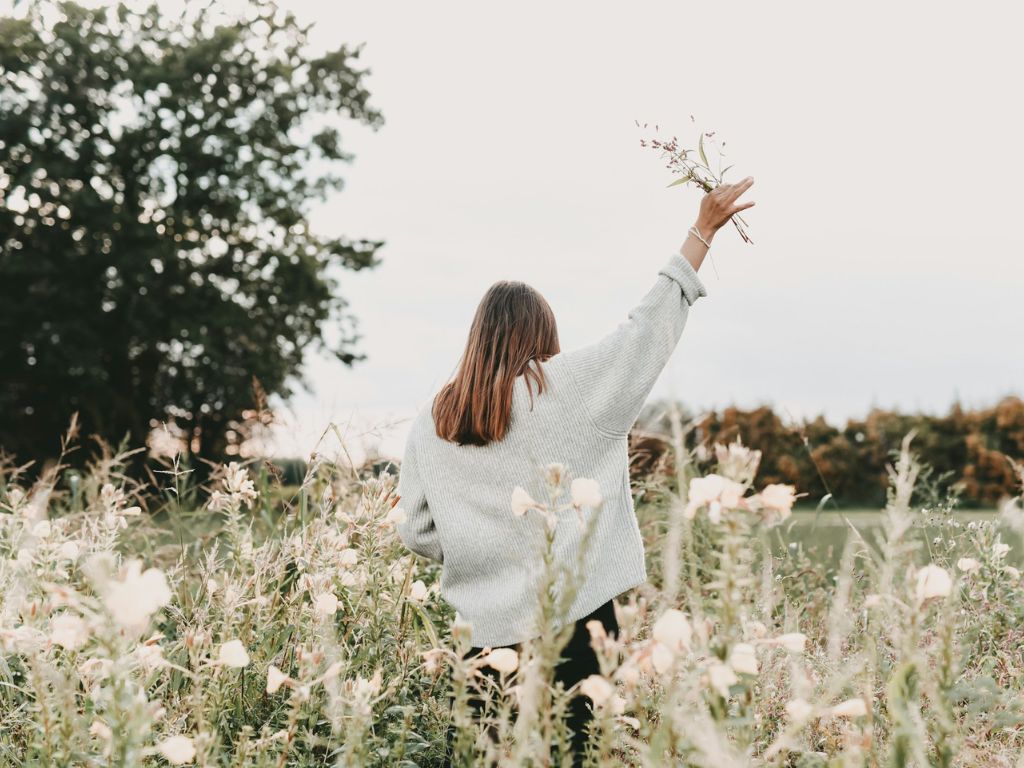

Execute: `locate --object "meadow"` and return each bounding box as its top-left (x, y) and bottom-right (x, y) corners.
top-left (1, 424), bottom-right (1022, 767)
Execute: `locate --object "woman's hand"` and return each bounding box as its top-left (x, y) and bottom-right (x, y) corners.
top-left (679, 176), bottom-right (755, 271)
top-left (694, 176), bottom-right (756, 238)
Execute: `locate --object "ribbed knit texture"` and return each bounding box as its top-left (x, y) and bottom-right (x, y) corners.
top-left (396, 252), bottom-right (708, 647)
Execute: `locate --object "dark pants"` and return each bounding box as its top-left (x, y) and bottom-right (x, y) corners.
top-left (445, 599), bottom-right (620, 766)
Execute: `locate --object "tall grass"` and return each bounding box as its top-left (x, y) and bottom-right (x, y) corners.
top-left (0, 424), bottom-right (1022, 767)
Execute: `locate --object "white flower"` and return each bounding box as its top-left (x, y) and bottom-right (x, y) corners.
top-left (579, 674), bottom-right (613, 705)
top-left (339, 548), bottom-right (359, 567)
top-left (993, 542), bottom-right (1011, 559)
top-left (78, 657), bottom-right (114, 684)
top-left (745, 620), bottom-right (768, 639)
top-left (650, 642), bottom-right (675, 674)
top-left (756, 484), bottom-right (797, 523)
top-left (1, 625), bottom-right (45, 654)
top-left (58, 541), bottom-right (80, 561)
top-left (208, 462), bottom-right (258, 511)
top-left (714, 440), bottom-right (762, 484)
top-left (408, 580), bottom-right (428, 602)
top-left (685, 474), bottom-right (747, 518)
top-left (314, 592), bottom-right (339, 616)
top-left (157, 734), bottom-right (196, 764)
top-left (511, 486), bottom-right (539, 517)
top-left (771, 633), bottom-right (807, 653)
top-left (32, 520), bottom-right (52, 538)
top-left (132, 643), bottom-right (166, 672)
top-left (266, 665), bottom-right (289, 694)
top-left (785, 698), bottom-right (814, 722)
top-left (610, 694), bottom-right (627, 716)
top-left (383, 506), bottom-right (407, 527)
top-left (706, 662), bottom-right (738, 697)
top-left (50, 613), bottom-right (90, 650)
top-left (544, 462), bottom-right (567, 487)
top-left (728, 643), bottom-right (759, 676)
top-left (570, 478), bottom-right (602, 508)
top-left (829, 698), bottom-right (869, 718)
top-left (684, 474), bottom-right (726, 518)
top-left (89, 720), bottom-right (112, 740)
top-left (1005, 566), bottom-right (1021, 580)
top-left (957, 557), bottom-right (981, 574)
top-left (915, 564), bottom-right (952, 603)
top-left (421, 648), bottom-right (446, 676)
top-left (652, 609), bottom-right (692, 654)
top-left (483, 647), bottom-right (518, 674)
top-left (102, 560), bottom-right (172, 631)
top-left (217, 639), bottom-right (250, 668)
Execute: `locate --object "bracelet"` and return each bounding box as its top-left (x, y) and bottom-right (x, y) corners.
top-left (688, 225), bottom-right (711, 249)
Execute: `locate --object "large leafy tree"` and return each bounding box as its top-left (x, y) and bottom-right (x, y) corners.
top-left (0, 1), bottom-right (383, 466)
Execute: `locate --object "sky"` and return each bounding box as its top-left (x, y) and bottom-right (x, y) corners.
top-left (270, 0), bottom-right (1024, 462)
top-left (9, 0), bottom-right (1024, 463)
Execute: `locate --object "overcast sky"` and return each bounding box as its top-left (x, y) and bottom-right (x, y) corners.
top-left (271, 0), bottom-right (1023, 462)
top-left (11, 1), bottom-right (1023, 462)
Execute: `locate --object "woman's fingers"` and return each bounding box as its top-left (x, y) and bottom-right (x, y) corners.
top-left (725, 177), bottom-right (754, 202)
top-left (697, 176), bottom-right (755, 232)
top-left (729, 200), bottom-right (756, 215)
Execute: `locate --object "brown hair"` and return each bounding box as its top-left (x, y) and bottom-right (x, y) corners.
top-left (433, 280), bottom-right (560, 446)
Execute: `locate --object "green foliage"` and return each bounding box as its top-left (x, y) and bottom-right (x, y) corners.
top-left (0, 1), bottom-right (383, 466)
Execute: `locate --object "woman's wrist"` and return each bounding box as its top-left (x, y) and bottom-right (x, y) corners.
top-left (691, 220), bottom-right (717, 244)
top-left (680, 225), bottom-right (713, 271)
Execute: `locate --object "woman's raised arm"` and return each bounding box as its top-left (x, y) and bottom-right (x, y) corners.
top-left (561, 178), bottom-right (755, 438)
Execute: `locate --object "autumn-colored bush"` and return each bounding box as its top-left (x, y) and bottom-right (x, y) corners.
top-left (634, 396), bottom-right (1024, 508)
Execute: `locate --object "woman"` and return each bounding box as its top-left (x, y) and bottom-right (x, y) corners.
top-left (395, 178), bottom-right (755, 761)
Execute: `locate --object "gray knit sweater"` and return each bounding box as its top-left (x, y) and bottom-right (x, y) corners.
top-left (396, 252), bottom-right (708, 647)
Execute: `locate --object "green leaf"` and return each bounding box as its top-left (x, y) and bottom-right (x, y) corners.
top-left (667, 175), bottom-right (692, 188)
top-left (408, 601), bottom-right (440, 648)
top-left (698, 133), bottom-right (709, 167)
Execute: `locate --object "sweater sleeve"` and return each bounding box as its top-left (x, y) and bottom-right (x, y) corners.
top-left (395, 432), bottom-right (444, 563)
top-left (561, 252), bottom-right (708, 438)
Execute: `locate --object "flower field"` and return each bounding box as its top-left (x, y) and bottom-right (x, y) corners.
top-left (1, 426), bottom-right (1023, 767)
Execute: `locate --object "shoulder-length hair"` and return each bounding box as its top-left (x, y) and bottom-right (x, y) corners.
top-left (433, 280), bottom-right (560, 446)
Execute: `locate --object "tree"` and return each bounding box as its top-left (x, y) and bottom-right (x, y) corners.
top-left (0, 1), bottom-right (383, 467)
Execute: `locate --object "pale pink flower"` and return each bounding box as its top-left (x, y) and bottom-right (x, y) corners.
top-left (829, 698), bottom-right (869, 718)
top-left (314, 592), bottom-right (339, 616)
top-left (157, 734), bottom-right (196, 764)
top-left (408, 580), bottom-right (428, 602)
top-left (49, 613), bottom-right (89, 650)
top-left (579, 674), bottom-right (614, 705)
top-left (570, 478), bottom-right (602, 508)
top-left (217, 639), bottom-right (250, 668)
top-left (957, 557), bottom-right (981, 574)
top-left (758, 484), bottom-right (797, 522)
top-left (511, 486), bottom-right (539, 517)
top-left (651, 609), bottom-right (692, 654)
top-left (706, 662), bottom-right (738, 697)
top-left (728, 643), bottom-right (759, 676)
top-left (785, 698), bottom-right (814, 722)
top-left (769, 633), bottom-right (807, 653)
top-left (483, 647), bottom-right (519, 674)
top-left (102, 560), bottom-right (172, 630)
top-left (267, 665), bottom-right (289, 693)
top-left (915, 564), bottom-right (952, 603)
